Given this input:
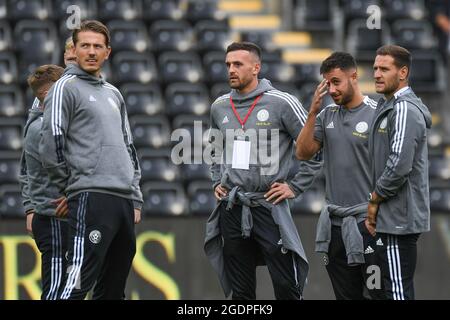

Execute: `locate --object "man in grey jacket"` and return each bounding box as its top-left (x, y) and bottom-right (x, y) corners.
top-left (40, 20), bottom-right (143, 300)
top-left (296, 52), bottom-right (380, 299)
top-left (205, 42), bottom-right (319, 300)
top-left (367, 45), bottom-right (431, 300)
top-left (19, 64), bottom-right (67, 300)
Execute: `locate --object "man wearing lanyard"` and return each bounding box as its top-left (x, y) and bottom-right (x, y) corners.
top-left (205, 42), bottom-right (320, 299)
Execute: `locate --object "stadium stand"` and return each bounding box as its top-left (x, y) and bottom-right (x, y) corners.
top-left (0, 0), bottom-right (449, 219)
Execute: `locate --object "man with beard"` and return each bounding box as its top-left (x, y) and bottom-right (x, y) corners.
top-left (296, 52), bottom-right (381, 299)
top-left (366, 45), bottom-right (431, 300)
top-left (205, 42), bottom-right (319, 300)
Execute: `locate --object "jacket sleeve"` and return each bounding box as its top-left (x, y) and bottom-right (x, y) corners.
top-left (18, 150), bottom-right (34, 213)
top-left (280, 94), bottom-right (323, 197)
top-left (39, 82), bottom-right (74, 194)
top-left (375, 101), bottom-right (423, 199)
top-left (120, 97), bottom-right (143, 210)
top-left (208, 107), bottom-right (222, 190)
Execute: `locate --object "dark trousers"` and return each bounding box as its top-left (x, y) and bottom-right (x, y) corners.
top-left (325, 221), bottom-right (383, 300)
top-left (57, 192), bottom-right (136, 300)
top-left (32, 214), bottom-right (68, 300)
top-left (219, 202), bottom-right (301, 300)
top-left (374, 233), bottom-right (420, 300)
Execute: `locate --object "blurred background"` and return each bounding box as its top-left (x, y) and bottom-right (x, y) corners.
top-left (0, 0), bottom-right (449, 299)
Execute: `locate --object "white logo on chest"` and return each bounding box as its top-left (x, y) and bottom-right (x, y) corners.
top-left (355, 121), bottom-right (368, 133)
top-left (257, 109), bottom-right (269, 122)
top-left (108, 97), bottom-right (120, 112)
top-left (380, 117), bottom-right (387, 129)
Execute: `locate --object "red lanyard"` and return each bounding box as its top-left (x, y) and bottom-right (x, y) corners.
top-left (229, 94), bottom-right (263, 130)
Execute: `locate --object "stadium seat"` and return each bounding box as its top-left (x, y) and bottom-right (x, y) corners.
top-left (0, 151), bottom-right (21, 184)
top-left (138, 147), bottom-right (181, 183)
top-left (150, 19), bottom-right (194, 52)
top-left (112, 51), bottom-right (157, 84)
top-left (346, 18), bottom-right (391, 60)
top-left (172, 114), bottom-right (210, 147)
top-left (187, 181), bottom-right (216, 215)
top-left (8, 0), bottom-right (52, 20)
top-left (342, 0), bottom-right (381, 21)
top-left (0, 184), bottom-right (24, 218)
top-left (383, 0), bottom-right (425, 21)
top-left (240, 31), bottom-right (276, 52)
top-left (0, 0), bottom-right (6, 20)
top-left (259, 51), bottom-right (295, 83)
top-left (185, 0), bottom-right (225, 23)
top-left (293, 0), bottom-right (338, 31)
top-left (0, 118), bottom-right (23, 151)
top-left (143, 0), bottom-right (184, 22)
top-left (409, 53), bottom-right (445, 93)
top-left (203, 51), bottom-right (228, 83)
top-left (0, 20), bottom-right (12, 52)
top-left (429, 155), bottom-right (450, 181)
top-left (142, 181), bottom-right (188, 216)
top-left (54, 0), bottom-right (97, 20)
top-left (391, 20), bottom-right (437, 50)
top-left (165, 83), bottom-right (210, 116)
top-left (0, 85), bottom-right (25, 117)
top-left (210, 82), bottom-right (230, 100)
top-left (14, 20), bottom-right (59, 62)
top-left (182, 163), bottom-right (211, 183)
top-left (295, 63), bottom-right (322, 84)
top-left (159, 51), bottom-right (204, 84)
top-left (0, 52), bottom-right (17, 85)
top-left (129, 115), bottom-right (171, 149)
top-left (108, 20), bottom-right (149, 53)
top-left (97, 0), bottom-right (143, 21)
top-left (430, 187), bottom-right (450, 213)
top-left (120, 83), bottom-right (163, 116)
top-left (195, 20), bottom-right (234, 53)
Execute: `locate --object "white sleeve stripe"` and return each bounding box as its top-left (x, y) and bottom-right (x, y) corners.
top-left (213, 94), bottom-right (230, 104)
top-left (392, 102), bottom-right (407, 168)
top-left (270, 90), bottom-right (308, 122)
top-left (51, 75), bottom-right (75, 136)
top-left (265, 91), bottom-right (307, 125)
top-left (265, 92), bottom-right (303, 124)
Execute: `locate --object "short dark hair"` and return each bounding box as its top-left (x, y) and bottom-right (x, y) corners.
top-left (320, 52), bottom-right (357, 74)
top-left (226, 42), bottom-right (262, 61)
top-left (376, 45), bottom-right (411, 76)
top-left (27, 64), bottom-right (64, 93)
top-left (72, 20), bottom-right (110, 47)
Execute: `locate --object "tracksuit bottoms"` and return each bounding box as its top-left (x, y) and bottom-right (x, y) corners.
top-left (57, 192), bottom-right (136, 300)
top-left (219, 202), bottom-right (301, 300)
top-left (32, 214), bottom-right (68, 300)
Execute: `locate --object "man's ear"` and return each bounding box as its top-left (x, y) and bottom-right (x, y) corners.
top-left (399, 66), bottom-right (408, 81)
top-left (253, 62), bottom-right (261, 75)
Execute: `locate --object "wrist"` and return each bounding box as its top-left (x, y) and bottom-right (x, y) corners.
top-left (368, 191), bottom-right (383, 204)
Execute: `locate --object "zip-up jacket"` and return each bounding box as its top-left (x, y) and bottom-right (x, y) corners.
top-left (39, 64), bottom-right (143, 208)
top-left (369, 87), bottom-right (431, 234)
top-left (19, 108), bottom-right (62, 216)
top-left (209, 78), bottom-right (321, 195)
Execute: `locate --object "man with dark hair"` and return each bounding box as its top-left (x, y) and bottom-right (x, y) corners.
top-left (296, 52), bottom-right (380, 299)
top-left (40, 20), bottom-right (143, 300)
top-left (368, 45), bottom-right (431, 300)
top-left (205, 41), bottom-right (318, 300)
top-left (19, 64), bottom-right (67, 300)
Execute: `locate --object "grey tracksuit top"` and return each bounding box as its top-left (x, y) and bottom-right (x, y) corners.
top-left (209, 78), bottom-right (319, 194)
top-left (19, 108), bottom-right (62, 216)
top-left (39, 64), bottom-right (143, 208)
top-left (314, 96), bottom-right (377, 224)
top-left (369, 87), bottom-right (431, 235)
